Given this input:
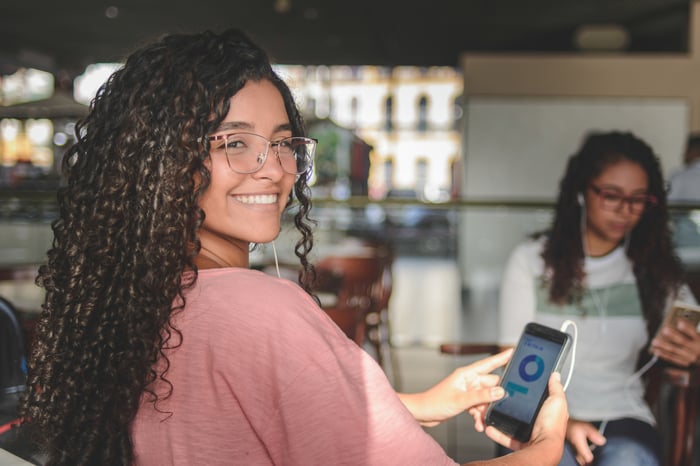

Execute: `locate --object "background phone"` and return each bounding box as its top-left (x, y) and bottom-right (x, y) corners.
top-left (661, 301), bottom-right (700, 329)
top-left (485, 322), bottom-right (571, 443)
top-left (649, 301), bottom-right (700, 355)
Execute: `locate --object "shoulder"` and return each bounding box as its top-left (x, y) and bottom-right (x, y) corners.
top-left (508, 237), bottom-right (545, 266)
top-left (182, 267), bottom-right (348, 351)
top-left (669, 163), bottom-right (700, 187)
top-left (190, 267), bottom-right (316, 308)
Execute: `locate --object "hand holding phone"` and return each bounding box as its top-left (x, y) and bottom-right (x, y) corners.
top-left (659, 301), bottom-right (700, 330)
top-left (650, 300), bottom-right (700, 366)
top-left (485, 322), bottom-right (571, 443)
top-left (484, 371), bottom-right (569, 463)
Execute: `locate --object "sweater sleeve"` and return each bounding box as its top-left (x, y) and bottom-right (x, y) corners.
top-left (212, 271), bottom-right (458, 466)
top-left (498, 242), bottom-right (539, 346)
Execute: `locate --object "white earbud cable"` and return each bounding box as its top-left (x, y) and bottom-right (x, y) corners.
top-left (559, 319), bottom-right (577, 392)
top-left (271, 241), bottom-right (281, 279)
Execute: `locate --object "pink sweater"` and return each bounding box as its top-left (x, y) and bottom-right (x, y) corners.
top-left (131, 268), bottom-right (456, 465)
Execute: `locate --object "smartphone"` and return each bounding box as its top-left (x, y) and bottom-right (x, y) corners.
top-left (649, 301), bottom-right (700, 353)
top-left (485, 322), bottom-right (571, 443)
top-left (660, 301), bottom-right (700, 329)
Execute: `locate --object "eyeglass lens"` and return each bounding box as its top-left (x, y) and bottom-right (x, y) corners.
top-left (598, 190), bottom-right (651, 213)
top-left (221, 132), bottom-right (315, 175)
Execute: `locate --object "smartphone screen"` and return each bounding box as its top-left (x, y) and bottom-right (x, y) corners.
top-left (485, 322), bottom-right (570, 442)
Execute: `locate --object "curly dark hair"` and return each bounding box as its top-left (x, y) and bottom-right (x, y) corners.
top-left (541, 131), bottom-right (684, 339)
top-left (20, 29), bottom-right (316, 465)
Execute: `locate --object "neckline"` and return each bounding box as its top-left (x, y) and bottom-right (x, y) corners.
top-left (199, 246), bottom-right (234, 268)
top-left (585, 244), bottom-right (624, 262)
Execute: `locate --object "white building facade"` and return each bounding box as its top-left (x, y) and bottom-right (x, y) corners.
top-left (277, 65), bottom-right (463, 202)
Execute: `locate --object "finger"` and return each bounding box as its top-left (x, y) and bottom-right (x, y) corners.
top-left (662, 325), bottom-right (691, 344)
top-left (588, 429), bottom-right (606, 447)
top-left (548, 371), bottom-right (564, 396)
top-left (654, 349), bottom-right (690, 367)
top-left (469, 408), bottom-right (485, 432)
top-left (465, 349), bottom-right (514, 374)
top-left (460, 386), bottom-right (506, 409)
top-left (462, 373), bottom-right (502, 390)
top-left (650, 338), bottom-right (690, 364)
top-left (652, 339), bottom-right (696, 366)
top-left (484, 425), bottom-right (522, 451)
top-left (676, 317), bottom-right (700, 337)
top-left (571, 440), bottom-right (594, 464)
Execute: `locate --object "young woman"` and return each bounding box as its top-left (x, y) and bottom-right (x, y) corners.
top-left (499, 131), bottom-right (700, 466)
top-left (20, 30), bottom-right (568, 465)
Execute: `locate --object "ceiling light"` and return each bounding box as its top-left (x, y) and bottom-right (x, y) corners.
top-left (574, 24), bottom-right (629, 52)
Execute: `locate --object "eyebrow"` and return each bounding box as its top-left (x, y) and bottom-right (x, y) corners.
top-left (215, 121), bottom-right (293, 134)
top-left (597, 184), bottom-right (649, 195)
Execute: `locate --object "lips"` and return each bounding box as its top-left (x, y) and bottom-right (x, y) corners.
top-left (233, 194), bottom-right (278, 205)
top-left (608, 222), bottom-right (631, 235)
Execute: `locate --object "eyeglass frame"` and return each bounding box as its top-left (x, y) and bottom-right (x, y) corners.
top-left (588, 184), bottom-right (658, 214)
top-left (207, 131), bottom-right (317, 175)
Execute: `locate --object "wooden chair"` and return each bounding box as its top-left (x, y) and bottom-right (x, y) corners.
top-left (439, 342), bottom-right (700, 466)
top-left (314, 255), bottom-right (383, 350)
top-left (313, 240), bottom-right (401, 386)
top-left (362, 239), bottom-right (401, 388)
top-left (645, 363), bottom-right (700, 466)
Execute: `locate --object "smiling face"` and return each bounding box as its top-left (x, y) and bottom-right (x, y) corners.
top-left (196, 79), bottom-right (296, 268)
top-left (583, 158), bottom-right (649, 256)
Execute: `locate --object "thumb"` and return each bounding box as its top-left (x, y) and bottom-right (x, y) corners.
top-left (588, 429), bottom-right (607, 447)
top-left (467, 386), bottom-right (505, 405)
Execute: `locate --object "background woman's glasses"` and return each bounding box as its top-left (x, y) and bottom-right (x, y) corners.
top-left (589, 184), bottom-right (657, 214)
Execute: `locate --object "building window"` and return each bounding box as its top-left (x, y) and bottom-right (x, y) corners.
top-left (307, 97), bottom-right (317, 118)
top-left (384, 96), bottom-right (393, 132)
top-left (417, 95), bottom-right (428, 132)
top-left (384, 158), bottom-right (394, 193)
top-left (415, 159), bottom-right (428, 196)
top-left (453, 95), bottom-right (463, 131)
top-left (351, 97), bottom-right (359, 129)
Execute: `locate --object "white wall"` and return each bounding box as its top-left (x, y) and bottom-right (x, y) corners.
top-left (462, 97), bottom-right (688, 199)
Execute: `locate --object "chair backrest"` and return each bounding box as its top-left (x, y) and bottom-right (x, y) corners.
top-left (645, 362), bottom-right (700, 466)
top-left (0, 297), bottom-right (27, 422)
top-left (314, 255), bottom-right (384, 346)
top-left (316, 255), bottom-right (383, 309)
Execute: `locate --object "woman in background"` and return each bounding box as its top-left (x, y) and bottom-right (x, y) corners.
top-left (21, 29), bottom-right (567, 465)
top-left (499, 131), bottom-right (700, 465)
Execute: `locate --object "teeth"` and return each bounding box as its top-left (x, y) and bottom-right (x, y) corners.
top-left (235, 194), bottom-right (278, 205)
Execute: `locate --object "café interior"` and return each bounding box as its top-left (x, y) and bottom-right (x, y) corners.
top-left (2, 1), bottom-right (700, 464)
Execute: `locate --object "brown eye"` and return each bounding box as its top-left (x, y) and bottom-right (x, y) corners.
top-left (601, 191), bottom-right (622, 203)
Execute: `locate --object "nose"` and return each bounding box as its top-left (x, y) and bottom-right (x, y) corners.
top-left (253, 144), bottom-right (285, 179)
top-left (618, 199), bottom-right (640, 216)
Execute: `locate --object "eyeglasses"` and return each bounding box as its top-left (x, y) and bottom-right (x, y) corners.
top-left (589, 184), bottom-right (657, 214)
top-left (208, 132), bottom-right (316, 175)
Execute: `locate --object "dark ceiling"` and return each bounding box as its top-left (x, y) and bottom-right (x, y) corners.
top-left (0, 0), bottom-right (692, 79)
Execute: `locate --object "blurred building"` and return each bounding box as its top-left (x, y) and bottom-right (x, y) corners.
top-left (277, 65), bottom-right (463, 202)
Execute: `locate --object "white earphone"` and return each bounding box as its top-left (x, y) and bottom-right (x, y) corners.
top-left (577, 193), bottom-right (585, 206)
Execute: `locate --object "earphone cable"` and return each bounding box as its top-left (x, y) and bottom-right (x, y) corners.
top-left (559, 319), bottom-right (577, 392)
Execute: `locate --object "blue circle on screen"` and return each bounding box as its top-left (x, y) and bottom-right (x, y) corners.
top-left (519, 354), bottom-right (545, 382)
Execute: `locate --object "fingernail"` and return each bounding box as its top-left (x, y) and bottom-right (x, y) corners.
top-left (552, 372), bottom-right (561, 382)
top-left (491, 387), bottom-right (505, 398)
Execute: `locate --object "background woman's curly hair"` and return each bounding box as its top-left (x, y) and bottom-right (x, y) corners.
top-left (541, 131), bottom-right (684, 340)
top-left (20, 29), bottom-right (315, 465)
